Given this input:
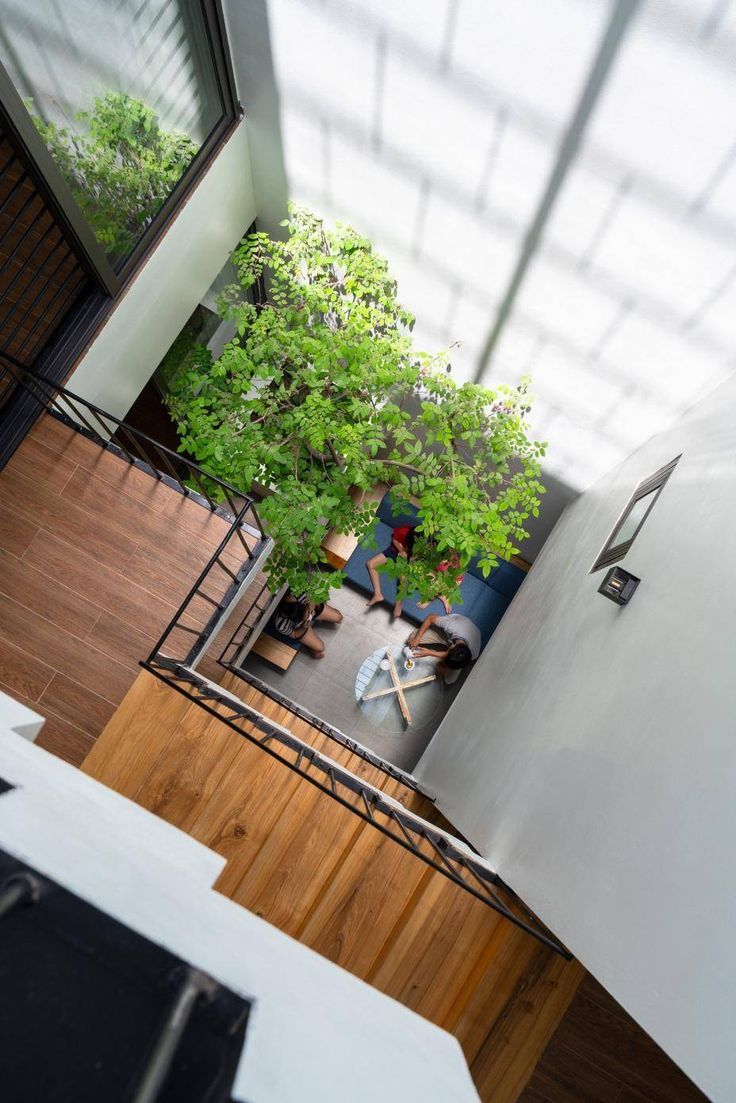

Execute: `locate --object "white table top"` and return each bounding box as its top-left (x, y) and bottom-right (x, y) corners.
top-left (355, 643), bottom-right (442, 733)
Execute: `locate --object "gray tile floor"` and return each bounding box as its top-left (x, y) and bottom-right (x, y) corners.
top-left (239, 582), bottom-right (464, 772)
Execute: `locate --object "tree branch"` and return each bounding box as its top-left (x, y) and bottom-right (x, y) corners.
top-left (326, 439), bottom-right (345, 469)
top-left (378, 458), bottom-right (424, 477)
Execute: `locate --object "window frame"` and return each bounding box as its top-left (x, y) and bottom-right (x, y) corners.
top-left (0, 0), bottom-right (240, 298)
top-left (0, 0), bottom-right (241, 467)
top-left (589, 455), bottom-right (681, 573)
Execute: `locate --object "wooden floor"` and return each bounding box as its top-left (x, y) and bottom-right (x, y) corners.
top-left (0, 414), bottom-right (246, 765)
top-left (83, 669), bottom-right (584, 1103)
top-left (520, 974), bottom-right (709, 1103)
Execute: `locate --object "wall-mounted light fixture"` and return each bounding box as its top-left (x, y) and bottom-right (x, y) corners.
top-left (598, 565), bottom-right (640, 606)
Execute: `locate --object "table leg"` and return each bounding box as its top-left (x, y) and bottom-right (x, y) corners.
top-left (362, 674), bottom-right (436, 702)
top-left (387, 651), bottom-right (412, 725)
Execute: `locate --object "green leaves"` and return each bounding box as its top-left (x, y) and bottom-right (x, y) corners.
top-left (27, 92), bottom-right (198, 258)
top-left (165, 206), bottom-right (546, 603)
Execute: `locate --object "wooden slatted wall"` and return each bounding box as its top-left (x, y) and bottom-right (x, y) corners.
top-left (83, 670), bottom-right (584, 1103)
top-left (0, 127), bottom-right (89, 408)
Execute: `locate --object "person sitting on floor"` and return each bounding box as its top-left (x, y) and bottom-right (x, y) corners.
top-left (407, 611), bottom-right (481, 684)
top-left (365, 523), bottom-right (416, 619)
top-left (272, 590), bottom-right (343, 658)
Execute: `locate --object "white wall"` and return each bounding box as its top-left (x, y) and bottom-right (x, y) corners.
top-left (66, 122), bottom-right (256, 421)
top-left (0, 702), bottom-right (480, 1103)
top-left (415, 372), bottom-right (736, 1103)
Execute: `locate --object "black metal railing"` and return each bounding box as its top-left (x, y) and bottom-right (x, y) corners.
top-left (221, 666), bottom-right (432, 798)
top-left (0, 355), bottom-right (261, 529)
top-left (143, 656), bottom-right (571, 959)
top-left (147, 505), bottom-right (271, 669)
top-left (1, 360), bottom-right (568, 957)
top-left (217, 574), bottom-right (278, 668)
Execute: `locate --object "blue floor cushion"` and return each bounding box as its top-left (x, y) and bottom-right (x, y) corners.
top-left (343, 493), bottom-right (526, 651)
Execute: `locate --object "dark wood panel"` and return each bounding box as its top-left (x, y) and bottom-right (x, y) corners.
top-left (0, 501), bottom-right (38, 556)
top-left (86, 612), bottom-right (155, 668)
top-left (0, 548), bottom-right (101, 638)
top-left (0, 640), bottom-right (54, 701)
top-left (39, 673), bottom-right (116, 738)
top-left (0, 592), bottom-right (134, 705)
top-left (4, 432), bottom-right (78, 491)
top-left (43, 429), bottom-right (240, 543)
top-left (616, 1090), bottom-right (669, 1103)
top-left (555, 991), bottom-right (707, 1103)
top-left (23, 531), bottom-right (177, 639)
top-left (520, 976), bottom-right (710, 1103)
top-left (121, 543), bottom-right (216, 607)
top-left (60, 466), bottom-right (229, 568)
top-left (35, 712), bottom-right (95, 765)
top-left (0, 466), bottom-right (139, 571)
top-left (526, 1041), bottom-right (622, 1103)
top-left (28, 414), bottom-right (95, 462)
top-left (0, 676), bottom-right (94, 767)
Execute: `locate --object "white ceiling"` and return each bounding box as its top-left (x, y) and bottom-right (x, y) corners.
top-left (235, 0), bottom-right (736, 491)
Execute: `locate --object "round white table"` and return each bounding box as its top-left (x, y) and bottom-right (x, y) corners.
top-left (355, 643), bottom-right (442, 733)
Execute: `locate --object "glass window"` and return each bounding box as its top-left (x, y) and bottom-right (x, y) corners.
top-left (611, 486), bottom-right (659, 545)
top-left (0, 0), bottom-right (226, 266)
top-left (590, 456), bottom-right (680, 572)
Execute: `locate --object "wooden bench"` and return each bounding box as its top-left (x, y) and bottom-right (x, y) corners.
top-left (251, 633), bottom-right (298, 670)
top-left (321, 482), bottom-right (389, 568)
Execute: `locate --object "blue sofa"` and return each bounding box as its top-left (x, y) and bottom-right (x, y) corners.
top-left (343, 493), bottom-right (526, 650)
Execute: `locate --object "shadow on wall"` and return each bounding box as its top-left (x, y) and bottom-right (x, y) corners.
top-left (223, 0), bottom-right (289, 233)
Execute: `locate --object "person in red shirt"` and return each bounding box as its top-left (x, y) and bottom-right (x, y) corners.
top-left (417, 549), bottom-right (465, 614)
top-left (366, 525), bottom-right (415, 619)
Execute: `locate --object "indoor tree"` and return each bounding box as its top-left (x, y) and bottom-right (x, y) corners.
top-left (166, 206), bottom-right (546, 604)
top-left (28, 92), bottom-right (198, 256)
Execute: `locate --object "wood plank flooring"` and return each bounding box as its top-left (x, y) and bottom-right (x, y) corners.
top-left (519, 975), bottom-right (710, 1103)
top-left (0, 414), bottom-right (248, 765)
top-left (83, 669), bottom-right (584, 1103)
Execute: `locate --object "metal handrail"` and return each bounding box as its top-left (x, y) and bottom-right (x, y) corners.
top-left (3, 358), bottom-right (569, 956)
top-left (144, 656), bottom-right (571, 958)
top-left (0, 354), bottom-right (261, 536)
top-left (222, 665), bottom-right (433, 799)
top-left (147, 504), bottom-right (271, 668)
top-left (217, 575), bottom-right (276, 667)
